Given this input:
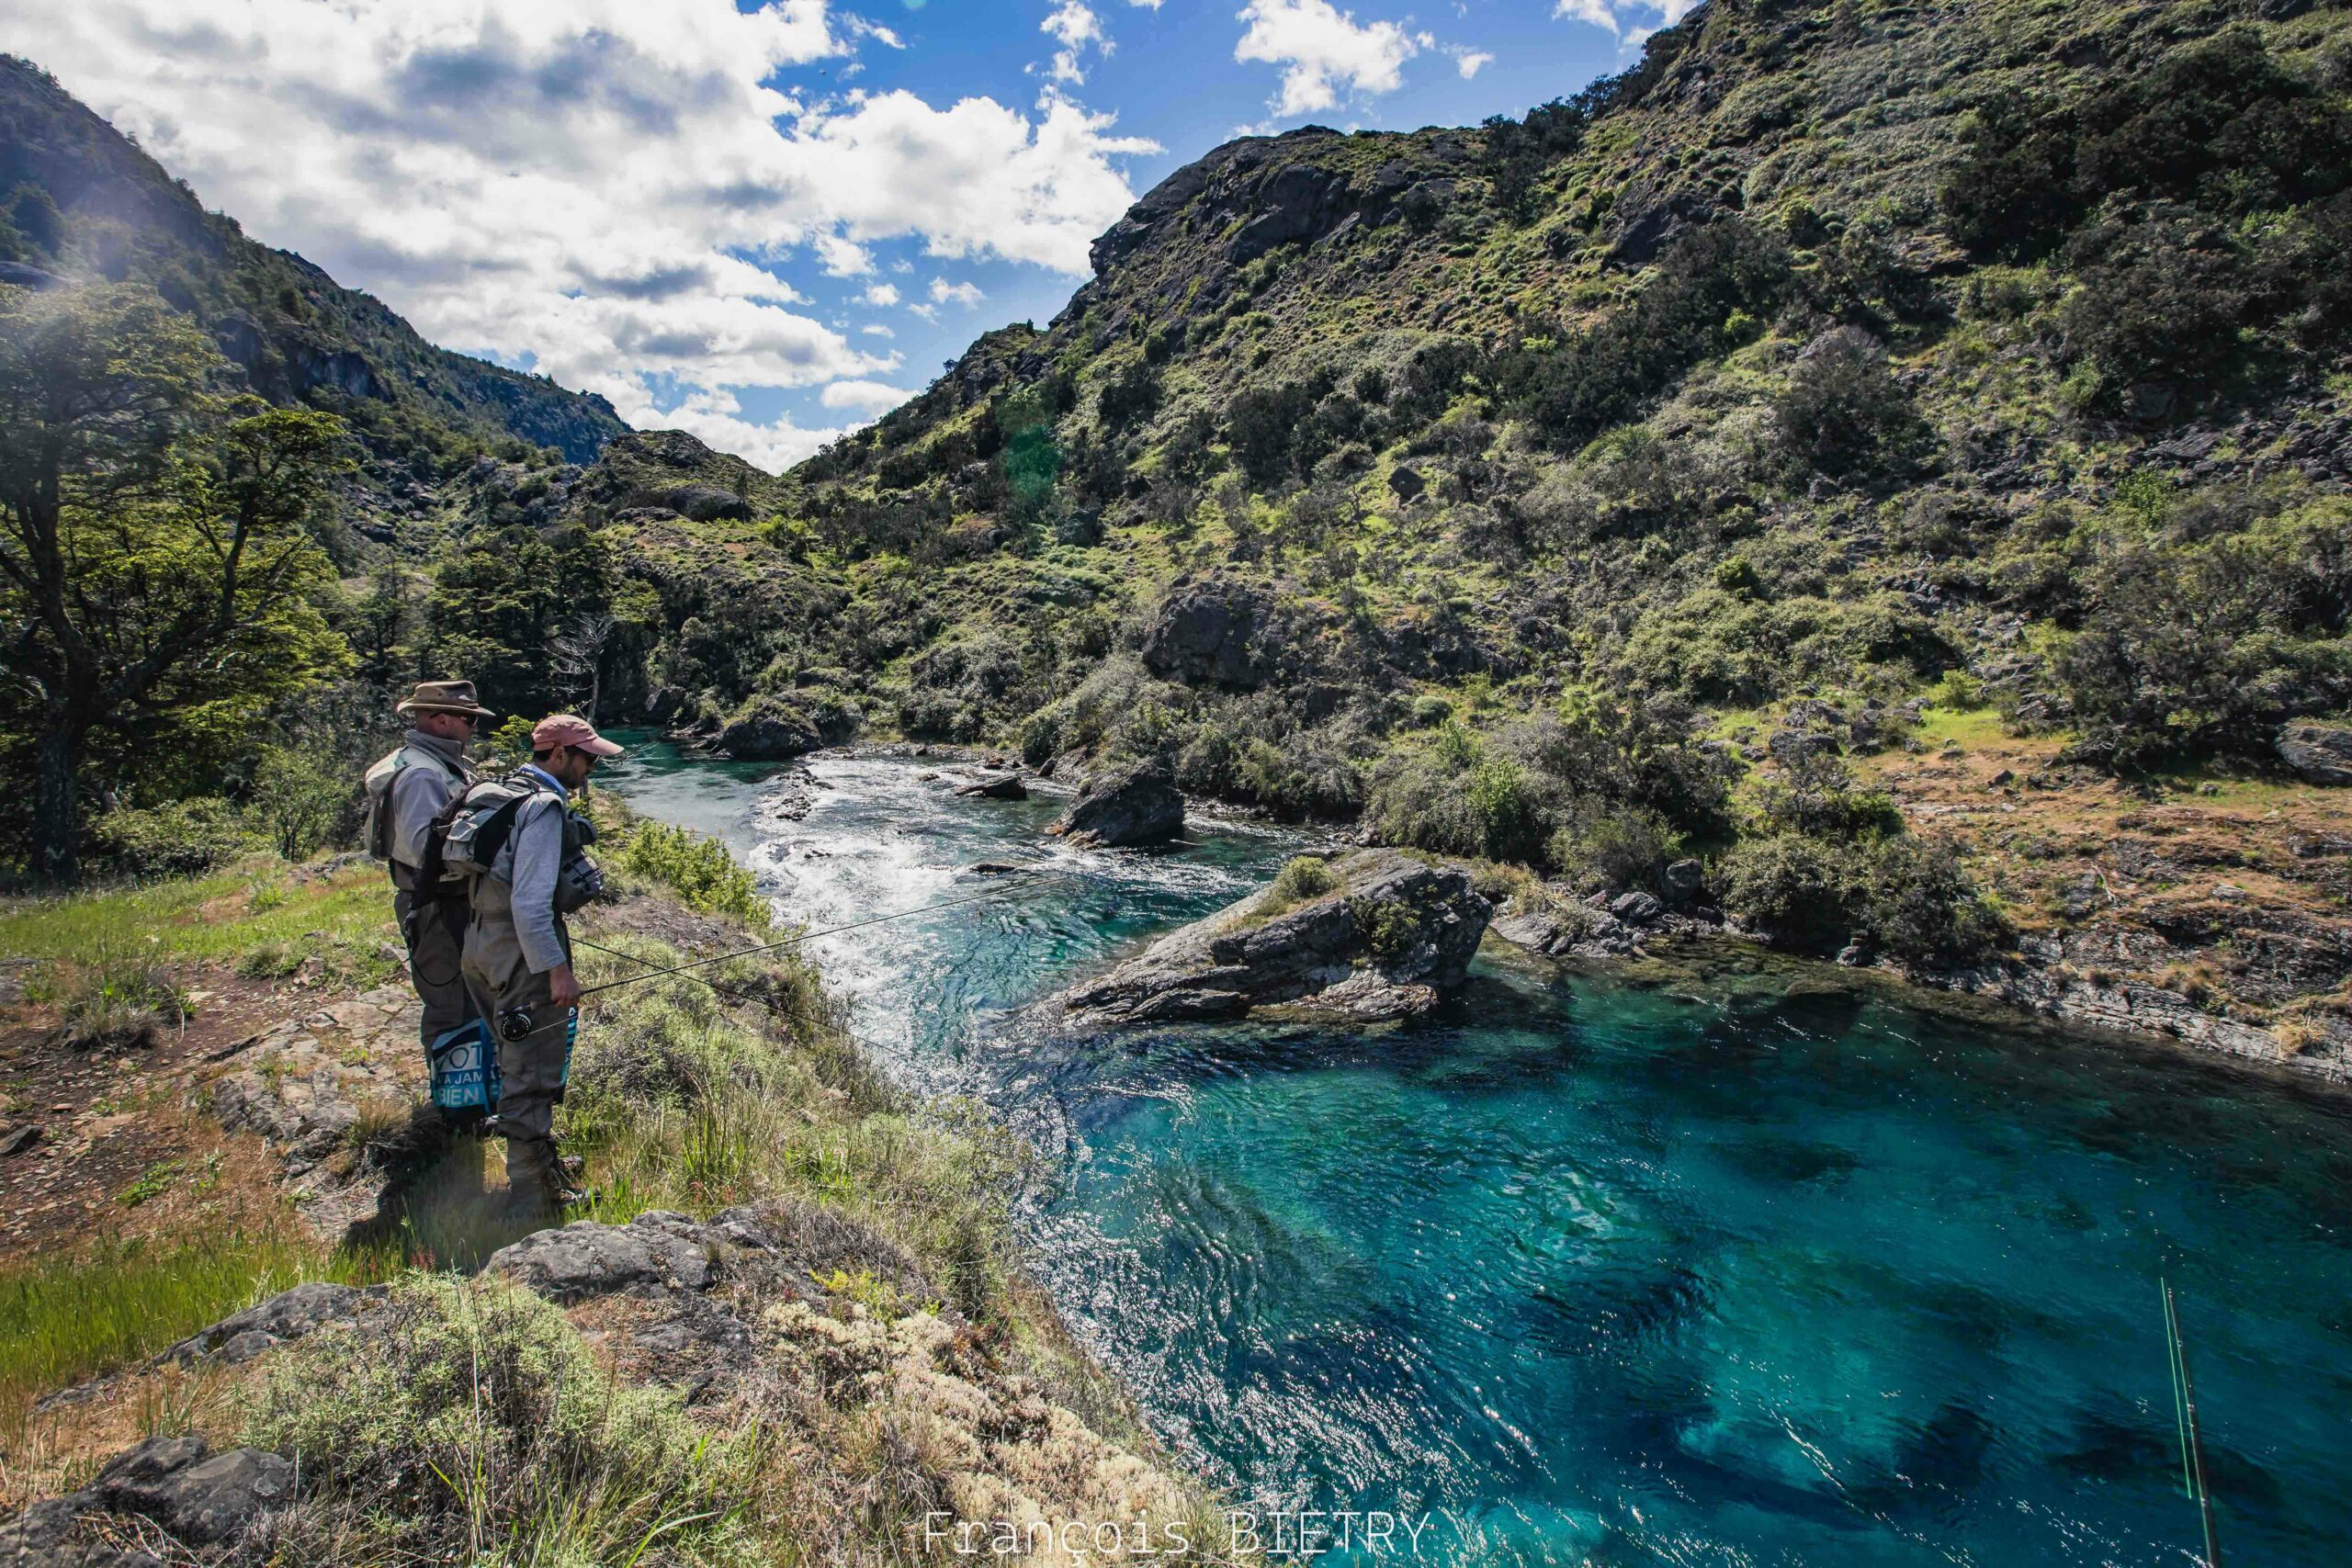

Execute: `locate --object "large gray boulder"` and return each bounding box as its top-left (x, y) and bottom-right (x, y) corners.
top-left (715, 694), bottom-right (857, 761)
top-left (1052, 760), bottom-right (1185, 848)
top-left (2277, 722), bottom-right (2352, 785)
top-left (1063, 848), bottom-right (1490, 1024)
top-left (1140, 578), bottom-right (1277, 689)
top-left (0, 1437), bottom-right (295, 1564)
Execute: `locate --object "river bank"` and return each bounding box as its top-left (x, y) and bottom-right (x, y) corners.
top-left (598, 742), bottom-right (2352, 1566)
top-left (0, 829), bottom-right (1250, 1562)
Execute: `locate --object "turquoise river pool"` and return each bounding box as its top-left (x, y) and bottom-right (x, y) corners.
top-left (602, 740), bottom-right (2352, 1567)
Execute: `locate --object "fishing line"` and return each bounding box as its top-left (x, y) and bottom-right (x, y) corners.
top-left (572, 873), bottom-right (1046, 998)
top-left (569, 933), bottom-right (944, 1061)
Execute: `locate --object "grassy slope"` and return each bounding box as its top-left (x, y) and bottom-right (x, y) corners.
top-left (0, 823), bottom-right (1238, 1557)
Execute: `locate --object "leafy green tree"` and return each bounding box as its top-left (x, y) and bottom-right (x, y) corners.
top-left (0, 284), bottom-right (350, 884)
top-left (422, 525), bottom-right (616, 716)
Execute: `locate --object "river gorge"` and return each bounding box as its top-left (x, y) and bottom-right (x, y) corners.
top-left (603, 740), bottom-right (2352, 1568)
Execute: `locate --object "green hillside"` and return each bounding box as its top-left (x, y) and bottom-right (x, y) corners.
top-left (7, 0), bottom-right (2352, 1066)
top-left (524, 0), bottom-right (2352, 1065)
top-left (0, 53), bottom-right (626, 482)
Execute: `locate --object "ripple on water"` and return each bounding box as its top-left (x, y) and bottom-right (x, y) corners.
top-left (602, 743), bottom-right (2352, 1567)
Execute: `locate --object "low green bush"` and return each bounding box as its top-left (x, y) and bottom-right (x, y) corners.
top-left (1253, 855), bottom-right (1340, 919)
top-left (246, 1274), bottom-right (768, 1565)
top-left (88, 797), bottom-right (254, 879)
top-left (616, 820), bottom-right (773, 931)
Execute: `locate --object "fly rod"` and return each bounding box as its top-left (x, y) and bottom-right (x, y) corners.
top-left (573, 873), bottom-right (1044, 998)
top-left (2162, 1277), bottom-right (2224, 1568)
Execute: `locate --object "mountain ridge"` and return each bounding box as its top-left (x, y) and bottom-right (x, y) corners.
top-left (0, 53), bottom-right (627, 475)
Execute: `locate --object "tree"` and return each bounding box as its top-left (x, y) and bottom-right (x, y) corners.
top-left (0, 284), bottom-right (349, 884)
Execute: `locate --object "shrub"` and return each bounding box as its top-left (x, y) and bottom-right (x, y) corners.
top-left (1860, 835), bottom-right (2009, 968)
top-left (1546, 801), bottom-right (1678, 894)
top-left (1491, 219), bottom-right (1793, 450)
top-left (56, 950), bottom-right (186, 1051)
top-left (1258, 854), bottom-right (1340, 918)
top-left (1773, 329), bottom-right (1926, 478)
top-left (617, 820), bottom-right (772, 931)
top-left (1350, 897), bottom-right (1422, 964)
top-left (88, 797), bottom-right (254, 878)
top-left (250, 744), bottom-right (352, 862)
top-left (246, 1275), bottom-right (768, 1565)
top-left (2053, 500), bottom-right (2352, 766)
top-left (1718, 832), bottom-right (1858, 953)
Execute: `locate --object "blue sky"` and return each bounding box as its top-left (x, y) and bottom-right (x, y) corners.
top-left (4, 0), bottom-right (1679, 468)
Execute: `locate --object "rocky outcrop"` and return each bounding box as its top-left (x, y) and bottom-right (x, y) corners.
top-left (1141, 577), bottom-right (1278, 689)
top-left (1063, 849), bottom-right (1490, 1023)
top-left (0, 1436), bottom-right (294, 1565)
top-left (205, 986), bottom-right (447, 1239)
top-left (715, 693), bottom-right (858, 761)
top-left (1051, 760), bottom-right (1184, 848)
top-left (2277, 721), bottom-right (2352, 784)
top-left (955, 770), bottom-right (1029, 799)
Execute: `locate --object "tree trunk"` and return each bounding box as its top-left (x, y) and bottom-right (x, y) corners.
top-left (31, 717), bottom-right (80, 886)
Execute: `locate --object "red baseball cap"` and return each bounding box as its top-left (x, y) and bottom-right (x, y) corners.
top-left (532, 714), bottom-right (624, 757)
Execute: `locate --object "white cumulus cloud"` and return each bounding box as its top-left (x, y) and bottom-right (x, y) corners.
top-left (0, 0), bottom-right (1158, 471)
top-left (929, 277), bottom-right (983, 307)
top-left (862, 282), bottom-right (902, 306)
top-left (1234, 0), bottom-right (1425, 117)
top-left (1042, 1), bottom-right (1109, 85)
top-left (820, 378), bottom-right (915, 411)
top-left (1449, 46), bottom-right (1492, 78)
top-left (1555, 0), bottom-right (1702, 38)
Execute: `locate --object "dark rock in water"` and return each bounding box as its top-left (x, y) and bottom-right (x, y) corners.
top-left (715, 694), bottom-right (857, 761)
top-left (969, 862), bottom-right (1023, 875)
top-left (1063, 848), bottom-right (1489, 1023)
top-left (1052, 759), bottom-right (1184, 848)
top-left (1141, 577), bottom-right (1276, 690)
top-left (2277, 722), bottom-right (2352, 785)
top-left (956, 772), bottom-right (1029, 800)
top-left (717, 697), bottom-right (820, 761)
top-left (0, 1436), bottom-right (295, 1563)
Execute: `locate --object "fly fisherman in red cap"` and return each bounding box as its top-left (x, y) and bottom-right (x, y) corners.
top-left (444, 713), bottom-right (623, 1215)
top-left (362, 681), bottom-right (493, 1050)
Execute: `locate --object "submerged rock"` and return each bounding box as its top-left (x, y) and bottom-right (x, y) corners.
top-left (1050, 759), bottom-right (1184, 848)
top-left (1062, 848), bottom-right (1490, 1023)
top-left (955, 771), bottom-right (1029, 799)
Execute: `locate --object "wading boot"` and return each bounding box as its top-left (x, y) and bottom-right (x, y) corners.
top-left (504, 1134), bottom-right (584, 1221)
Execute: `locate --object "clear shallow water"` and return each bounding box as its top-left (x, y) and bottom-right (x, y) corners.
top-left (604, 740), bottom-right (2352, 1566)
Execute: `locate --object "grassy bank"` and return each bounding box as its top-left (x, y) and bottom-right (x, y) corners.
top-left (0, 819), bottom-right (1250, 1561)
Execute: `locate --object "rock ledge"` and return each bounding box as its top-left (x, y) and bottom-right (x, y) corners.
top-left (1063, 848), bottom-right (1489, 1023)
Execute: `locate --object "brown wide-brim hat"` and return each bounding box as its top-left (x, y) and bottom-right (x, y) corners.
top-left (396, 679), bottom-right (496, 719)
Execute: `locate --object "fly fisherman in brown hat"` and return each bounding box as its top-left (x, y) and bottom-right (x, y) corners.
top-left (444, 714), bottom-right (622, 1215)
top-left (362, 681), bottom-right (494, 1052)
